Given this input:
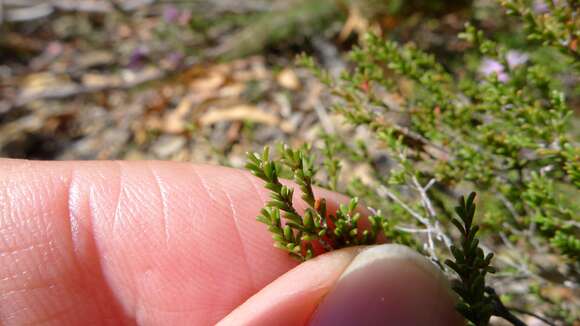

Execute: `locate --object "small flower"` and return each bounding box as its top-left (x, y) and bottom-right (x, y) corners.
top-left (479, 50), bottom-right (527, 82)
top-left (506, 50), bottom-right (528, 69)
top-left (163, 5), bottom-right (180, 23)
top-left (533, 0), bottom-right (562, 14)
top-left (479, 58), bottom-right (508, 82)
top-left (533, 0), bottom-right (549, 14)
top-left (128, 46), bottom-right (149, 70)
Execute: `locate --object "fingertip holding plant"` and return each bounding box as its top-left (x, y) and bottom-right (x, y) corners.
top-left (247, 147), bottom-right (537, 325)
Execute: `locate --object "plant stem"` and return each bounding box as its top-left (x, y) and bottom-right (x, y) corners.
top-left (486, 287), bottom-right (528, 326)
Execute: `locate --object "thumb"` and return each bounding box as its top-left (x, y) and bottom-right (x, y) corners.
top-left (219, 244), bottom-right (463, 326)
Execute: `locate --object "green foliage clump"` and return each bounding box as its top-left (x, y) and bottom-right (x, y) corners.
top-left (248, 0), bottom-right (578, 325)
top-left (299, 2), bottom-right (579, 260)
top-left (500, 0), bottom-right (579, 60)
top-left (246, 146), bottom-right (384, 261)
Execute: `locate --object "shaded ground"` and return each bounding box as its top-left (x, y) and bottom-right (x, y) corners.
top-left (0, 0), bottom-right (480, 165)
top-left (1, 1), bottom-right (341, 165)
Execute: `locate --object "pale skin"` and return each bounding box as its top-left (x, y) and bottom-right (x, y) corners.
top-left (0, 160), bottom-right (463, 325)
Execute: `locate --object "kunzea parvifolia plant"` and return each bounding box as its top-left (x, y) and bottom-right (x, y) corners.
top-left (246, 1), bottom-right (579, 325)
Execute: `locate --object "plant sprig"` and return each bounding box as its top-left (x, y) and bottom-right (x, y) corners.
top-left (446, 193), bottom-right (497, 325)
top-left (446, 193), bottom-right (530, 326)
top-left (246, 146), bottom-right (382, 261)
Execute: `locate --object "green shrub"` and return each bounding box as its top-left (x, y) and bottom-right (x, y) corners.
top-left (247, 1), bottom-right (579, 324)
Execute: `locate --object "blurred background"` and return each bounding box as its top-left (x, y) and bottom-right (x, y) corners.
top-left (2, 2), bottom-right (579, 324)
top-left (0, 0), bottom-right (577, 165)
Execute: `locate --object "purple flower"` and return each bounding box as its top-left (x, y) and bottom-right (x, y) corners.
top-left (479, 50), bottom-right (528, 82)
top-left (506, 50), bottom-right (528, 69)
top-left (162, 5), bottom-right (191, 25)
top-left (533, 0), bottom-right (549, 13)
top-left (128, 46), bottom-right (148, 70)
top-left (479, 58), bottom-right (508, 82)
top-left (533, 0), bottom-right (561, 14)
top-left (163, 5), bottom-right (180, 23)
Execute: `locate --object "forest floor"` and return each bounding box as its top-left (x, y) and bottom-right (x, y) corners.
top-left (2, 1), bottom-right (577, 164)
top-left (1, 2), bottom-right (578, 324)
top-left (1, 0), bottom-right (353, 168)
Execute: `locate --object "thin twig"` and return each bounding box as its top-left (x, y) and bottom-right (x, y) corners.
top-left (497, 191), bottom-right (519, 219)
top-left (497, 232), bottom-right (550, 285)
top-left (411, 176), bottom-right (452, 250)
top-left (486, 287), bottom-right (528, 326)
top-left (412, 176), bottom-right (437, 218)
top-left (424, 178), bottom-right (436, 191)
top-left (507, 307), bottom-right (557, 326)
top-left (378, 185), bottom-right (429, 225)
top-left (395, 225), bottom-right (432, 233)
top-left (377, 185), bottom-right (440, 260)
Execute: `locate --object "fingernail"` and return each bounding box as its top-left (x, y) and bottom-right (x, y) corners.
top-left (308, 244), bottom-right (461, 326)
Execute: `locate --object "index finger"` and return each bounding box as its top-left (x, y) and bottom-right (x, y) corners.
top-left (0, 160), bottom-right (348, 325)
